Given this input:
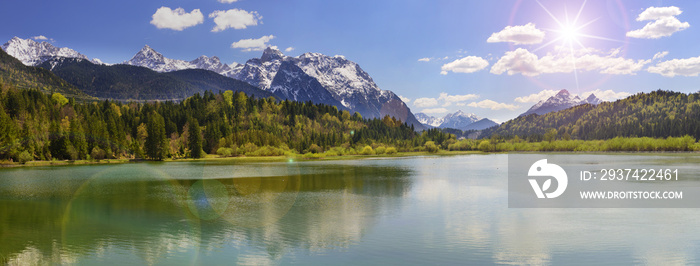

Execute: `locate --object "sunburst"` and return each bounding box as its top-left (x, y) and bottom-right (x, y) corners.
top-left (532, 0), bottom-right (623, 90)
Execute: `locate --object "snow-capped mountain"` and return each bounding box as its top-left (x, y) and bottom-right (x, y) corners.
top-left (521, 89), bottom-right (602, 116)
top-left (269, 61), bottom-right (343, 106)
top-left (233, 48), bottom-right (286, 90)
top-left (123, 45), bottom-right (239, 74)
top-left (440, 110), bottom-right (480, 129)
top-left (1, 36), bottom-right (89, 66)
top-left (415, 113), bottom-right (444, 128)
top-left (231, 47), bottom-right (423, 127)
top-left (416, 110), bottom-right (498, 131)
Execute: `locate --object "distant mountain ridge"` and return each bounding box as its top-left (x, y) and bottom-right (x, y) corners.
top-left (1, 36), bottom-right (101, 66)
top-left (416, 110), bottom-right (499, 131)
top-left (124, 45), bottom-right (424, 128)
top-left (123, 45), bottom-right (243, 76)
top-left (521, 89), bottom-right (602, 116)
top-left (2, 37), bottom-right (424, 129)
top-left (37, 57), bottom-right (273, 100)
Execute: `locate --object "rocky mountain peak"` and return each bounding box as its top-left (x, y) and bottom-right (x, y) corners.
top-left (1, 36), bottom-right (88, 66)
top-left (521, 89), bottom-right (604, 116)
top-left (261, 47), bottom-right (284, 63)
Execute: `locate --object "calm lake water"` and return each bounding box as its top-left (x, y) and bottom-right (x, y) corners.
top-left (2, 154), bottom-right (700, 265)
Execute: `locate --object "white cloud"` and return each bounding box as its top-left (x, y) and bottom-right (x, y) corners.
top-left (231, 35), bottom-right (276, 52)
top-left (414, 97), bottom-right (439, 108)
top-left (653, 51), bottom-right (669, 60)
top-left (467, 100), bottom-right (518, 110)
top-left (627, 6), bottom-right (689, 39)
top-left (440, 56), bottom-right (489, 75)
top-left (32, 35), bottom-right (48, 41)
top-left (421, 108), bottom-right (449, 114)
top-left (514, 90), bottom-right (558, 103)
top-left (419, 56), bottom-right (450, 62)
top-left (487, 23), bottom-right (545, 45)
top-left (439, 92), bottom-right (478, 106)
top-left (648, 56), bottom-right (700, 77)
top-left (490, 47), bottom-right (650, 76)
top-left (150, 7), bottom-right (204, 31)
top-left (637, 6), bottom-right (683, 21)
top-left (285, 47), bottom-right (294, 52)
top-left (413, 93), bottom-right (478, 108)
top-left (398, 95), bottom-right (411, 103)
top-left (218, 0), bottom-right (239, 3)
top-left (209, 9), bottom-right (261, 32)
top-left (580, 89), bottom-right (631, 101)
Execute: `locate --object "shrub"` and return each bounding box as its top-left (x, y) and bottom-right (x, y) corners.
top-left (477, 140), bottom-right (492, 152)
top-left (17, 151), bottom-right (33, 164)
top-left (241, 143), bottom-right (258, 154)
top-left (308, 144), bottom-right (323, 154)
top-left (324, 150), bottom-right (339, 157)
top-left (91, 147), bottom-right (106, 160)
top-left (246, 145), bottom-right (288, 156)
top-left (385, 147), bottom-right (397, 154)
top-left (360, 145), bottom-right (374, 155)
top-left (375, 146), bottom-right (386, 155)
top-left (216, 147), bottom-right (234, 157)
top-left (424, 141), bottom-right (439, 153)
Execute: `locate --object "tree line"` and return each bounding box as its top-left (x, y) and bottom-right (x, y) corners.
top-left (0, 82), bottom-right (454, 163)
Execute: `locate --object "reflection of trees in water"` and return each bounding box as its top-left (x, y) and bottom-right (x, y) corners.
top-left (0, 163), bottom-right (413, 265)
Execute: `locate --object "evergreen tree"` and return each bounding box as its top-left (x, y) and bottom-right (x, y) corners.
top-left (70, 118), bottom-right (88, 159)
top-left (188, 118), bottom-right (203, 158)
top-left (145, 111), bottom-right (167, 160)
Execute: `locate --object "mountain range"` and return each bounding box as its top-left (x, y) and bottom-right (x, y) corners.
top-left (2, 37), bottom-right (424, 129)
top-left (415, 110), bottom-right (499, 131)
top-left (37, 56), bottom-right (272, 100)
top-left (521, 89), bottom-right (602, 117)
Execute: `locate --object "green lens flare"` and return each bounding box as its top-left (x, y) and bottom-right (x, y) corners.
top-left (187, 179), bottom-right (230, 220)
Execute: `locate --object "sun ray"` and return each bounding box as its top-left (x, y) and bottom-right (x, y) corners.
top-left (576, 33), bottom-right (625, 43)
top-left (536, 0), bottom-right (565, 28)
top-left (534, 0), bottom-right (623, 90)
top-left (573, 0), bottom-right (587, 25)
top-left (575, 17), bottom-right (599, 31)
top-left (532, 36), bottom-right (565, 53)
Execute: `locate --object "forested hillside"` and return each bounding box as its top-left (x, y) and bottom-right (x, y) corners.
top-left (0, 49), bottom-right (90, 99)
top-left (38, 58), bottom-right (273, 101)
top-left (483, 90), bottom-right (700, 141)
top-left (0, 83), bottom-right (452, 163)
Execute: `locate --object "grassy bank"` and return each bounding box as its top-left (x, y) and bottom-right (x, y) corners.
top-left (0, 150), bottom-right (485, 168)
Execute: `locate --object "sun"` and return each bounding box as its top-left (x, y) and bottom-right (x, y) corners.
top-left (559, 24), bottom-right (579, 44)
top-left (531, 0), bottom-right (623, 90)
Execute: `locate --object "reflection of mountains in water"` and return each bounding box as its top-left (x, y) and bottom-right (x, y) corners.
top-left (0, 163), bottom-right (413, 265)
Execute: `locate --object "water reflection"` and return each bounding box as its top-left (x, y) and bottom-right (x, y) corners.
top-left (2, 155), bottom-right (700, 264)
top-left (0, 161), bottom-right (413, 265)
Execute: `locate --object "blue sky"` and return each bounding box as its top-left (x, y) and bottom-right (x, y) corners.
top-left (2, 0), bottom-right (700, 122)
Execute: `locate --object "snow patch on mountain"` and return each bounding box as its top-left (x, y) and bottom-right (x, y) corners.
top-left (123, 45), bottom-right (243, 75)
top-left (521, 89), bottom-right (602, 116)
top-left (416, 110), bottom-right (497, 131)
top-left (1, 36), bottom-right (89, 66)
top-left (415, 113), bottom-right (444, 128)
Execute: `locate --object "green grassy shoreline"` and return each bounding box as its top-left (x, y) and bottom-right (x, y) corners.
top-left (3, 150), bottom-right (699, 168)
top-left (0, 150), bottom-right (484, 168)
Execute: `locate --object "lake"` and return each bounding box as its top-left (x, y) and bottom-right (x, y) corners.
top-left (2, 154), bottom-right (700, 265)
